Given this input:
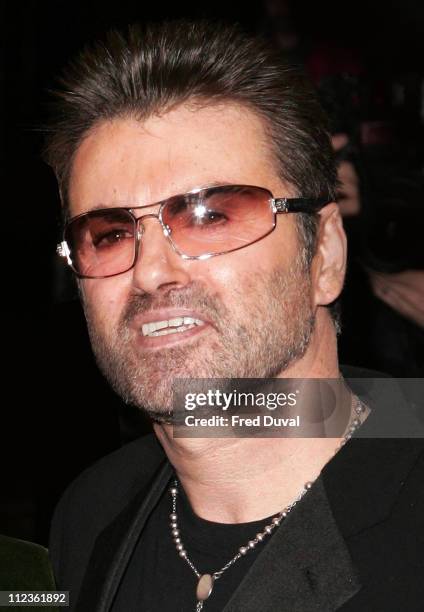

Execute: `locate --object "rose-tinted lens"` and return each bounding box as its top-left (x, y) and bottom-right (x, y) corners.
top-left (65, 209), bottom-right (136, 278)
top-left (162, 185), bottom-right (274, 257)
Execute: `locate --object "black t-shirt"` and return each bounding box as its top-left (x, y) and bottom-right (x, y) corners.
top-left (112, 477), bottom-right (280, 612)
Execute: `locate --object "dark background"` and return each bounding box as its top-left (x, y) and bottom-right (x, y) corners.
top-left (1, 0), bottom-right (424, 545)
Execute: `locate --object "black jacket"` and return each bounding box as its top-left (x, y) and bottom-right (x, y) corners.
top-left (49, 376), bottom-right (424, 611)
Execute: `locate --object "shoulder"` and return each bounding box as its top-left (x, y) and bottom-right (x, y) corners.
top-left (58, 433), bottom-right (165, 510)
top-left (49, 433), bottom-right (166, 588)
top-left (52, 433), bottom-right (165, 527)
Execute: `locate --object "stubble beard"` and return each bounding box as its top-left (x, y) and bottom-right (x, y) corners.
top-left (83, 254), bottom-right (315, 421)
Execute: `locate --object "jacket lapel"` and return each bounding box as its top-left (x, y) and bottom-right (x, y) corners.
top-left (223, 478), bottom-right (361, 612)
top-left (322, 437), bottom-right (424, 538)
top-left (76, 460), bottom-right (173, 612)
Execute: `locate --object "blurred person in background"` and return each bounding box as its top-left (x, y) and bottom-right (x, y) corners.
top-left (339, 170), bottom-right (424, 376)
top-left (360, 172), bottom-right (424, 375)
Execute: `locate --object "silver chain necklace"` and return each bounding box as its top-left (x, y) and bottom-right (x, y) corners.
top-left (169, 479), bottom-right (310, 611)
top-left (169, 397), bottom-right (366, 611)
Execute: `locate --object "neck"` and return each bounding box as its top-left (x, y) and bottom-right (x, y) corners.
top-left (155, 431), bottom-right (345, 523)
top-left (154, 311), bottom-right (345, 524)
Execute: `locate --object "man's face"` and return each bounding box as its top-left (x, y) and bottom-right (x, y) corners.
top-left (68, 104), bottom-right (316, 418)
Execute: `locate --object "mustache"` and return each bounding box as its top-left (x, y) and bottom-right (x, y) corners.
top-left (120, 284), bottom-right (228, 328)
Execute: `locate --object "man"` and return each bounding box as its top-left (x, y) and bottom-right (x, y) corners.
top-left (45, 20), bottom-right (424, 611)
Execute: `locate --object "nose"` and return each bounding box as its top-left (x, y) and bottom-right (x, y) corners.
top-left (131, 214), bottom-right (191, 294)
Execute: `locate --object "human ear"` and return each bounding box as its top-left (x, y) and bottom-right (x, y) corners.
top-left (311, 203), bottom-right (347, 307)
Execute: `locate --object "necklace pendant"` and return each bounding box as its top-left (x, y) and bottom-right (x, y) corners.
top-left (196, 573), bottom-right (214, 601)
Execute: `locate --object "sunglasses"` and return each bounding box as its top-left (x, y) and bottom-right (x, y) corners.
top-left (57, 184), bottom-right (330, 279)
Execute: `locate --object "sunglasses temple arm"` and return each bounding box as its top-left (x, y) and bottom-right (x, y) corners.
top-left (274, 197), bottom-right (331, 213)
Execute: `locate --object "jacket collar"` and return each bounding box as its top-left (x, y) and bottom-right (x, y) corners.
top-left (76, 458), bottom-right (172, 612)
top-left (327, 373), bottom-right (424, 537)
top-left (223, 476), bottom-right (361, 611)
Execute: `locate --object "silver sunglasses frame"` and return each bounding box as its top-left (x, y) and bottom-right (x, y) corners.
top-left (57, 184), bottom-right (330, 279)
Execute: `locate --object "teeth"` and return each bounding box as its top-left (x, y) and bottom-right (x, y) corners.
top-left (153, 320), bottom-right (168, 331)
top-left (155, 327), bottom-right (181, 336)
top-left (141, 317), bottom-right (205, 337)
top-left (150, 324), bottom-right (197, 336)
top-left (169, 317), bottom-right (183, 327)
top-left (190, 318), bottom-right (205, 326)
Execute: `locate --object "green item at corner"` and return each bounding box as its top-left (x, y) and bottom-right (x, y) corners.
top-left (0, 535), bottom-right (59, 611)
